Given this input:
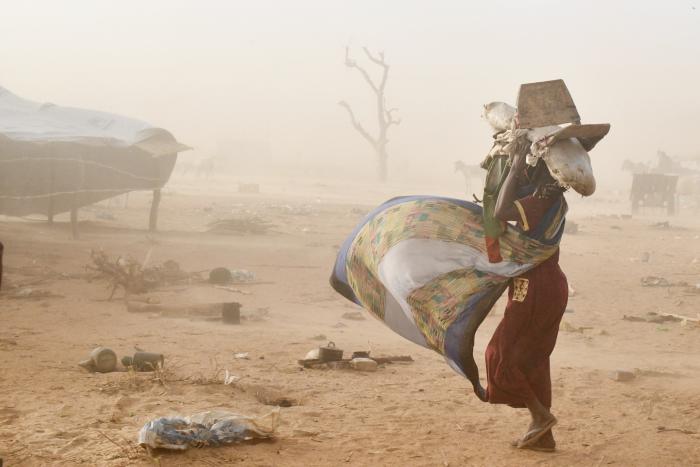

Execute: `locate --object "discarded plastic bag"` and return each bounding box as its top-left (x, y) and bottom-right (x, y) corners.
top-left (138, 409), bottom-right (279, 450)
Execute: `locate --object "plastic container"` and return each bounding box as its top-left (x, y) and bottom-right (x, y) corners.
top-left (78, 346), bottom-right (117, 373)
top-left (122, 351), bottom-right (164, 371)
top-left (222, 302), bottom-right (241, 324)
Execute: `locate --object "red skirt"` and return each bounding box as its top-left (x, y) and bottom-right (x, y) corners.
top-left (485, 249), bottom-right (568, 408)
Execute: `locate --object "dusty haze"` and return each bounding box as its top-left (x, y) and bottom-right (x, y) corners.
top-left (2, 1), bottom-right (699, 187)
top-left (2, 2), bottom-right (700, 466)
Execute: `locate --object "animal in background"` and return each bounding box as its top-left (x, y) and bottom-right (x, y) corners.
top-left (454, 160), bottom-right (484, 199)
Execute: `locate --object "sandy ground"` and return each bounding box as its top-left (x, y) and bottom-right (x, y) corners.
top-left (1, 176), bottom-right (699, 466)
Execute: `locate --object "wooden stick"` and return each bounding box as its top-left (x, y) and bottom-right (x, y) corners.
top-left (70, 197), bottom-right (79, 240)
top-left (660, 312), bottom-right (700, 323)
top-left (149, 188), bottom-right (161, 232)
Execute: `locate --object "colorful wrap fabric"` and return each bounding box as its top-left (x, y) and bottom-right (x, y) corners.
top-left (330, 195), bottom-right (566, 399)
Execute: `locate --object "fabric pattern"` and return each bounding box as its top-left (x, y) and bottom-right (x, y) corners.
top-left (331, 195), bottom-right (566, 393)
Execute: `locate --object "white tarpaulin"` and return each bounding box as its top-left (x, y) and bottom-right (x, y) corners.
top-left (0, 86), bottom-right (190, 217)
top-left (0, 86), bottom-right (189, 155)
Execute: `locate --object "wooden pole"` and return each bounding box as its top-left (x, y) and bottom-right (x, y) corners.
top-left (70, 198), bottom-right (79, 240)
top-left (149, 188), bottom-right (161, 232)
top-left (48, 197), bottom-right (55, 224)
top-left (71, 154), bottom-right (86, 240)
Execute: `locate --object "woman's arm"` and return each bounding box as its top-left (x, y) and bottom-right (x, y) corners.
top-left (494, 152), bottom-right (526, 222)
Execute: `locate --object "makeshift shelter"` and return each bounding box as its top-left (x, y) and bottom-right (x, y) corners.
top-left (0, 86), bottom-right (190, 236)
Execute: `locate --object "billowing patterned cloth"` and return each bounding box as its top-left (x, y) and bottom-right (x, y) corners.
top-left (330, 196), bottom-right (566, 397)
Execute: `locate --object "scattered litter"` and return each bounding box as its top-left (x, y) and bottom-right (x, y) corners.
top-left (209, 267), bottom-right (233, 284)
top-left (223, 370), bottom-right (240, 385)
top-left (651, 221), bottom-right (670, 229)
top-left (565, 308), bottom-right (575, 314)
top-left (332, 322), bottom-right (347, 328)
top-left (350, 357), bottom-right (378, 372)
top-left (611, 225), bottom-right (622, 230)
top-left (310, 334), bottom-right (327, 341)
top-left (121, 351), bottom-right (164, 372)
top-left (209, 268), bottom-right (256, 285)
top-left (137, 409), bottom-right (279, 450)
top-left (568, 284), bottom-right (576, 297)
top-left (207, 216), bottom-right (273, 235)
top-left (640, 276), bottom-right (691, 288)
top-left (88, 250), bottom-right (197, 300)
top-left (608, 370), bottom-right (635, 382)
top-left (298, 353), bottom-right (413, 370)
top-left (231, 269), bottom-right (256, 283)
top-left (640, 252), bottom-right (650, 263)
top-left (222, 302), bottom-right (241, 325)
top-left (559, 321), bottom-right (592, 333)
top-left (341, 311), bottom-right (366, 321)
top-left (623, 312), bottom-right (682, 324)
top-left (641, 276), bottom-right (670, 287)
top-left (269, 204), bottom-right (316, 216)
top-left (662, 312), bottom-right (700, 327)
top-left (318, 342), bottom-right (343, 362)
top-left (78, 347), bottom-right (118, 373)
top-left (234, 352), bottom-right (250, 360)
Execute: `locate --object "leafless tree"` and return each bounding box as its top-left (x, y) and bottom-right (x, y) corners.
top-left (339, 46), bottom-right (400, 182)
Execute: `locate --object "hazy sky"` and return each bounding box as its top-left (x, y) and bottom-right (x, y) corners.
top-left (1, 1), bottom-right (698, 186)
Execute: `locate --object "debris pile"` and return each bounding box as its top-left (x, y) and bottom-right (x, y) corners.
top-left (78, 347), bottom-right (164, 373)
top-left (138, 409), bottom-right (279, 451)
top-left (624, 311), bottom-right (700, 327)
top-left (87, 250), bottom-right (197, 299)
top-left (298, 342), bottom-right (412, 370)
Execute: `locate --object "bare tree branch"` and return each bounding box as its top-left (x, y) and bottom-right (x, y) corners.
top-left (362, 47), bottom-right (389, 92)
top-left (338, 100), bottom-right (376, 147)
top-left (340, 46), bottom-right (399, 182)
top-left (345, 46), bottom-right (378, 93)
top-left (384, 107), bottom-right (401, 127)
